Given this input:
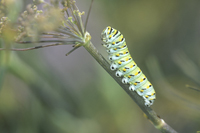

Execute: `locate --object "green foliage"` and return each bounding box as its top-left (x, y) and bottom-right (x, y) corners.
top-left (0, 0), bottom-right (200, 133)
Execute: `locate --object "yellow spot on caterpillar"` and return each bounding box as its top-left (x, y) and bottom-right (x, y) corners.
top-left (151, 93), bottom-right (155, 96)
top-left (114, 48), bottom-right (117, 50)
top-left (145, 95), bottom-right (149, 98)
top-left (130, 65), bottom-right (133, 68)
top-left (134, 83), bottom-right (137, 85)
top-left (125, 58), bottom-right (129, 61)
top-left (135, 72), bottom-right (139, 75)
top-left (147, 84), bottom-right (151, 89)
top-left (128, 75), bottom-right (131, 78)
top-left (116, 54), bottom-right (120, 57)
top-left (121, 45), bottom-right (125, 48)
top-left (140, 79), bottom-right (143, 82)
top-left (123, 51), bottom-right (126, 54)
top-left (123, 68), bottom-right (126, 72)
top-left (118, 61), bottom-right (122, 65)
top-left (140, 90), bottom-right (144, 92)
top-left (109, 35), bottom-right (112, 38)
top-left (112, 42), bottom-right (115, 44)
top-left (119, 35), bottom-right (123, 40)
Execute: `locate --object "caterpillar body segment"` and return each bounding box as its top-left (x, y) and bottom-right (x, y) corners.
top-left (101, 26), bottom-right (156, 107)
top-left (107, 42), bottom-right (127, 54)
top-left (110, 56), bottom-right (132, 71)
top-left (108, 48), bottom-right (130, 61)
top-left (142, 88), bottom-right (156, 106)
top-left (116, 61), bottom-right (137, 77)
top-left (121, 67), bottom-right (141, 83)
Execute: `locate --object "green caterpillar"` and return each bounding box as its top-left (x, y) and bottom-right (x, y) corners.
top-left (101, 26), bottom-right (156, 107)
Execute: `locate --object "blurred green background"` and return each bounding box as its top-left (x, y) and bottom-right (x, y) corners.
top-left (0, 0), bottom-right (200, 133)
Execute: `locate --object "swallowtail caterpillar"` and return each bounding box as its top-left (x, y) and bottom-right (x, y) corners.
top-left (101, 26), bottom-right (156, 107)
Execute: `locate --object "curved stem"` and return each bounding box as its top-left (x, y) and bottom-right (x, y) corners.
top-left (84, 41), bottom-right (178, 133)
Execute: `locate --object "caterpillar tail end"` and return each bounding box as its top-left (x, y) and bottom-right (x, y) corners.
top-left (144, 99), bottom-right (151, 107)
top-left (144, 98), bottom-right (155, 107)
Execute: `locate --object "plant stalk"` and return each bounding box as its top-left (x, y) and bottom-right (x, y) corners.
top-left (84, 41), bottom-right (178, 133)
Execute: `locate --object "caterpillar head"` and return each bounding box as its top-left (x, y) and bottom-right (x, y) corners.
top-left (110, 63), bottom-right (118, 70)
top-left (101, 26), bottom-right (112, 42)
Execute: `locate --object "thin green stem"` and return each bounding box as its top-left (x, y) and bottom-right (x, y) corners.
top-left (0, 43), bottom-right (64, 51)
top-left (84, 0), bottom-right (94, 33)
top-left (65, 45), bottom-right (80, 56)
